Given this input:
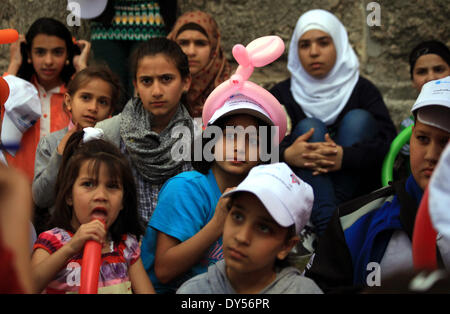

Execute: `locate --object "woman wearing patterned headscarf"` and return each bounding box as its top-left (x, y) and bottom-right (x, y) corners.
top-left (168, 11), bottom-right (231, 117)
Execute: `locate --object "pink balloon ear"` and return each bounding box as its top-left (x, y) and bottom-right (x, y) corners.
top-left (232, 44), bottom-right (250, 67)
top-left (246, 36), bottom-right (285, 67)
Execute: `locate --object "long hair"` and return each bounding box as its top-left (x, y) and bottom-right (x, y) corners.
top-left (17, 17), bottom-right (77, 85)
top-left (66, 65), bottom-right (122, 114)
top-left (50, 131), bottom-right (144, 243)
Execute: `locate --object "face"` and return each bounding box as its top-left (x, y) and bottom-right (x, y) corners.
top-left (412, 54), bottom-right (450, 92)
top-left (176, 29), bottom-right (211, 75)
top-left (298, 29), bottom-right (337, 79)
top-left (65, 78), bottom-right (113, 128)
top-left (30, 34), bottom-right (68, 90)
top-left (213, 115), bottom-right (262, 177)
top-left (410, 120), bottom-right (449, 190)
top-left (223, 193), bottom-right (297, 278)
top-left (133, 54), bottom-right (191, 125)
top-left (67, 160), bottom-right (124, 230)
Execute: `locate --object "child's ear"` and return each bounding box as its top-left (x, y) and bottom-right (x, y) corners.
top-left (66, 194), bottom-right (73, 206)
top-left (64, 93), bottom-right (72, 112)
top-left (182, 75), bottom-right (192, 93)
top-left (277, 235), bottom-right (300, 261)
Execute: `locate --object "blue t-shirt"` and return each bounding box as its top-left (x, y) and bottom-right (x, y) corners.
top-left (140, 169), bottom-right (223, 293)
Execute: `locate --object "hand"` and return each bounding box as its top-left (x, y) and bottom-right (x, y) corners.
top-left (57, 122), bottom-right (82, 155)
top-left (65, 220), bottom-right (106, 257)
top-left (284, 128), bottom-right (320, 168)
top-left (7, 34), bottom-right (26, 75)
top-left (306, 134), bottom-right (343, 175)
top-left (211, 187), bottom-right (235, 234)
top-left (73, 39), bottom-right (91, 72)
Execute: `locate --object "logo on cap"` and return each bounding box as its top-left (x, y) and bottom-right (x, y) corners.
top-left (290, 173), bottom-right (300, 185)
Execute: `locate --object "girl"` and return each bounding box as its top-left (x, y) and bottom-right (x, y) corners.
top-left (31, 130), bottom-right (154, 294)
top-left (3, 17), bottom-right (91, 182)
top-left (140, 36), bottom-right (287, 293)
top-left (168, 11), bottom-right (231, 117)
top-left (177, 163), bottom-right (322, 294)
top-left (32, 65), bottom-right (121, 232)
top-left (270, 9), bottom-right (397, 238)
top-left (95, 37), bottom-right (193, 225)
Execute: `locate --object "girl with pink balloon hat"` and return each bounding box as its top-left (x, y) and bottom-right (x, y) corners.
top-left (140, 35), bottom-right (288, 293)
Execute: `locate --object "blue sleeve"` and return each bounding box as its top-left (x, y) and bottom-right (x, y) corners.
top-left (149, 175), bottom-right (213, 242)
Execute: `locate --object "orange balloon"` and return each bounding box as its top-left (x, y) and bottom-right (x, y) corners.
top-left (0, 77), bottom-right (10, 107)
top-left (0, 29), bottom-right (19, 44)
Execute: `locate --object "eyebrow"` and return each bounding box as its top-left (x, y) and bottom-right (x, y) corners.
top-left (299, 36), bottom-right (332, 42)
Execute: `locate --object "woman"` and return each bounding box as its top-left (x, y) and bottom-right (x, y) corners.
top-left (168, 11), bottom-right (231, 118)
top-left (270, 9), bottom-right (397, 239)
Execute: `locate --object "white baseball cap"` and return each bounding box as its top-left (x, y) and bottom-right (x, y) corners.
top-left (207, 94), bottom-right (274, 127)
top-left (223, 162), bottom-right (313, 234)
top-left (412, 76), bottom-right (450, 133)
top-left (429, 143), bottom-right (450, 239)
top-left (1, 75), bottom-right (41, 156)
top-left (67, 0), bottom-right (108, 19)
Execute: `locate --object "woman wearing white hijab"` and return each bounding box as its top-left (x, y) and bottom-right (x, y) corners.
top-left (270, 9), bottom-right (396, 239)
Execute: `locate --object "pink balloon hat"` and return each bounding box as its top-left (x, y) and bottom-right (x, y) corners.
top-left (202, 36), bottom-right (287, 145)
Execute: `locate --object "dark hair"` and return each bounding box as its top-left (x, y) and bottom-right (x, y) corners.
top-left (17, 17), bottom-right (78, 84)
top-left (50, 131), bottom-right (144, 243)
top-left (409, 40), bottom-right (450, 79)
top-left (176, 22), bottom-right (209, 39)
top-left (130, 37), bottom-right (190, 82)
top-left (191, 114), bottom-right (274, 174)
top-left (66, 65), bottom-right (122, 113)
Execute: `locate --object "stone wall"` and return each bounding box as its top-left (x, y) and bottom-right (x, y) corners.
top-left (1, 0), bottom-right (449, 129)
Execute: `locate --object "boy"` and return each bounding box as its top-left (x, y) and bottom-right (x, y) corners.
top-left (304, 76), bottom-right (450, 293)
top-left (177, 162), bottom-right (323, 294)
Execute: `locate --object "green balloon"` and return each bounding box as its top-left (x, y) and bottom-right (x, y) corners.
top-left (381, 125), bottom-right (412, 186)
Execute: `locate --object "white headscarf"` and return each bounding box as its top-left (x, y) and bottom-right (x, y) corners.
top-left (288, 9), bottom-right (360, 125)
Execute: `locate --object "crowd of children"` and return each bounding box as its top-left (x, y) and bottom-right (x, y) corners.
top-left (0, 6), bottom-right (449, 296)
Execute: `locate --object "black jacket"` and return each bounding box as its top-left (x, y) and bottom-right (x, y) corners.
top-left (270, 76), bottom-right (397, 194)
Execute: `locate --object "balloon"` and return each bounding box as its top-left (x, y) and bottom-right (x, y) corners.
top-left (0, 29), bottom-right (19, 44)
top-left (79, 218), bottom-right (105, 294)
top-left (202, 36), bottom-right (287, 145)
top-left (412, 188), bottom-right (438, 270)
top-left (381, 125), bottom-right (412, 186)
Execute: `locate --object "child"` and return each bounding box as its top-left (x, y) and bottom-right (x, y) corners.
top-left (168, 10), bottom-right (231, 117)
top-left (398, 40), bottom-right (450, 176)
top-left (32, 65), bottom-right (121, 227)
top-left (2, 17), bottom-right (91, 182)
top-left (176, 162), bottom-right (322, 294)
top-left (304, 76), bottom-right (450, 293)
top-left (269, 9), bottom-right (397, 239)
top-left (141, 36), bottom-right (287, 293)
top-left (95, 37), bottom-right (193, 225)
top-left (31, 129), bottom-right (154, 294)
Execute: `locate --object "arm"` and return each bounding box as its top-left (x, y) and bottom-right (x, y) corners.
top-left (154, 194), bottom-right (230, 284)
top-left (31, 220), bottom-right (106, 293)
top-left (0, 165), bottom-right (33, 293)
top-left (129, 258), bottom-right (156, 294)
top-left (72, 40), bottom-right (91, 73)
top-left (32, 137), bottom-right (62, 208)
top-left (6, 34), bottom-right (25, 76)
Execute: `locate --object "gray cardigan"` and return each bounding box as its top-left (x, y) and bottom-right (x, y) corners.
top-left (32, 127), bottom-right (68, 210)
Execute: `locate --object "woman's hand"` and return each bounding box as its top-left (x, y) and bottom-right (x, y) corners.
top-left (73, 39), bottom-right (91, 72)
top-left (7, 34), bottom-right (26, 75)
top-left (65, 220), bottom-right (106, 257)
top-left (57, 123), bottom-right (82, 155)
top-left (303, 134), bottom-right (343, 175)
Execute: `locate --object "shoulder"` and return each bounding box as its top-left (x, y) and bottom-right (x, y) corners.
top-left (269, 78), bottom-right (291, 95)
top-left (38, 128), bottom-right (67, 147)
top-left (34, 227), bottom-right (72, 254)
top-left (95, 114), bottom-right (122, 145)
top-left (161, 170), bottom-right (209, 191)
top-left (338, 184), bottom-right (396, 232)
top-left (352, 76), bottom-right (382, 95)
top-left (176, 272), bottom-right (212, 294)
